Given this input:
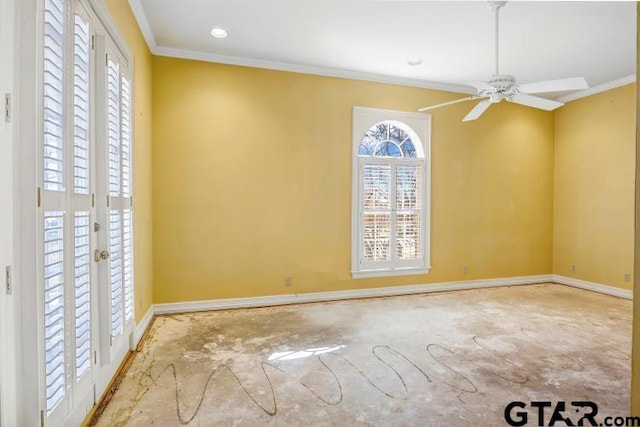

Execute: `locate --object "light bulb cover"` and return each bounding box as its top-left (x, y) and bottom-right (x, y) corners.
top-left (210, 28), bottom-right (228, 39)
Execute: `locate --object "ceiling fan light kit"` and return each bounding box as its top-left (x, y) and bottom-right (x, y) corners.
top-left (418, 1), bottom-right (589, 122)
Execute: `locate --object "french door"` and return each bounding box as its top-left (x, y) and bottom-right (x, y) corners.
top-left (38, 0), bottom-right (134, 425)
top-left (95, 34), bottom-right (135, 368)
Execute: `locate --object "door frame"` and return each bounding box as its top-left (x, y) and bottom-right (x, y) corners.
top-left (0, 0), bottom-right (16, 425)
top-left (14, 0), bottom-right (134, 425)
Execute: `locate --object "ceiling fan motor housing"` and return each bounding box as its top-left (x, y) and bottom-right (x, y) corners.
top-left (489, 75), bottom-right (516, 91)
top-left (476, 75), bottom-right (516, 103)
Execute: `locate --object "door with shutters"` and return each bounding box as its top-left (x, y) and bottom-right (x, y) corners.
top-left (95, 35), bottom-right (134, 369)
top-left (39, 0), bottom-right (134, 424)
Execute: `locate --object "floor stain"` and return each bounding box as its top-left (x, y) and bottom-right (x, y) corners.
top-left (94, 284), bottom-right (632, 427)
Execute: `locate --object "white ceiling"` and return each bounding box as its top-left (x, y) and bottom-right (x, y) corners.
top-left (132, 0), bottom-right (636, 98)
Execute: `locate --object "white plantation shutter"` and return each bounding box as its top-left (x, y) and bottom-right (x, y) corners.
top-left (73, 14), bottom-right (91, 195)
top-left (107, 57), bottom-right (120, 197)
top-left (121, 77), bottom-right (132, 197)
top-left (396, 165), bottom-right (423, 261)
top-left (121, 75), bottom-right (134, 323)
top-left (362, 163), bottom-right (392, 263)
top-left (73, 11), bottom-right (92, 384)
top-left (74, 212), bottom-right (91, 379)
top-left (40, 2), bottom-right (99, 423)
top-left (42, 0), bottom-right (67, 417)
top-left (43, 212), bottom-right (66, 414)
top-left (359, 160), bottom-right (425, 271)
top-left (109, 210), bottom-right (123, 337)
top-left (104, 51), bottom-right (134, 345)
top-left (123, 210), bottom-right (133, 321)
top-left (43, 0), bottom-right (65, 192)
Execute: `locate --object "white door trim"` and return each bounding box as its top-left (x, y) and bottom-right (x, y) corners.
top-left (0, 0), bottom-right (17, 424)
top-left (14, 0), bottom-right (40, 422)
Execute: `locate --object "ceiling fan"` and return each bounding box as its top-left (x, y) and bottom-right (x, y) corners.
top-left (418, 1), bottom-right (588, 121)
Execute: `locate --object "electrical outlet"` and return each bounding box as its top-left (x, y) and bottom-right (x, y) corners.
top-left (624, 273), bottom-right (631, 283)
top-left (571, 264), bottom-right (577, 273)
top-left (284, 276), bottom-right (293, 287)
top-left (5, 93), bottom-right (11, 123)
top-left (5, 266), bottom-right (12, 295)
top-left (462, 266), bottom-right (468, 275)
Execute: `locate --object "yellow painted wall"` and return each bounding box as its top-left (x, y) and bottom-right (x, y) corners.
top-left (105, 0), bottom-right (154, 321)
top-left (151, 56), bottom-right (555, 303)
top-left (553, 84), bottom-right (636, 290)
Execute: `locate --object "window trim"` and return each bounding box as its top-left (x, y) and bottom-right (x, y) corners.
top-left (351, 107), bottom-right (431, 279)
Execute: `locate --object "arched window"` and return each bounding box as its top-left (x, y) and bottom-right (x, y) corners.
top-left (357, 120), bottom-right (423, 158)
top-left (352, 108), bottom-right (430, 278)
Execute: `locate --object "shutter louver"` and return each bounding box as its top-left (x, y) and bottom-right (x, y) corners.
top-left (123, 210), bottom-right (133, 321)
top-left (107, 57), bottom-right (120, 197)
top-left (43, 0), bottom-right (65, 192)
top-left (362, 164), bottom-right (391, 262)
top-left (363, 214), bottom-right (391, 261)
top-left (73, 14), bottom-right (90, 194)
top-left (43, 211), bottom-right (65, 414)
top-left (396, 165), bottom-right (422, 261)
top-left (109, 210), bottom-right (123, 338)
top-left (121, 76), bottom-right (131, 197)
top-left (74, 212), bottom-right (91, 379)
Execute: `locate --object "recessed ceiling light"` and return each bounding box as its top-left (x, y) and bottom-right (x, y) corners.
top-left (408, 58), bottom-right (423, 66)
top-left (210, 28), bottom-right (228, 39)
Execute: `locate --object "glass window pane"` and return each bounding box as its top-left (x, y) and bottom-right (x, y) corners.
top-left (396, 165), bottom-right (422, 210)
top-left (358, 121), bottom-right (420, 159)
top-left (363, 164), bottom-right (391, 210)
top-left (396, 213), bottom-right (421, 260)
top-left (363, 213), bottom-right (391, 261)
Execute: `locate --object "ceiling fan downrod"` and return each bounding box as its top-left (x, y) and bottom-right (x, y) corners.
top-left (488, 1), bottom-right (507, 77)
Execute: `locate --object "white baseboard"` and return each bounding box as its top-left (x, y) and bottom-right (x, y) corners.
top-left (145, 274), bottom-right (632, 327)
top-left (131, 306), bottom-right (154, 350)
top-left (552, 275), bottom-right (632, 299)
top-left (153, 275), bottom-right (554, 315)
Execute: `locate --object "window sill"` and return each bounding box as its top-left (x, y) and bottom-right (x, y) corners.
top-left (352, 267), bottom-right (431, 279)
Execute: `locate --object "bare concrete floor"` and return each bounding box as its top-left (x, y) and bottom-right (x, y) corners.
top-left (94, 284), bottom-right (631, 426)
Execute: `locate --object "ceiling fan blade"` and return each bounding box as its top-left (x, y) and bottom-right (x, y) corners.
top-left (464, 81), bottom-right (495, 92)
top-left (418, 96), bottom-right (481, 112)
top-left (509, 94), bottom-right (564, 111)
top-left (462, 100), bottom-right (492, 122)
top-left (517, 77), bottom-right (588, 94)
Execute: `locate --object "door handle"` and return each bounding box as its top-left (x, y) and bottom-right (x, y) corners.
top-left (94, 249), bottom-right (110, 262)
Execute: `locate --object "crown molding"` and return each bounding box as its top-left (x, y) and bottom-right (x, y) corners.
top-left (153, 46), bottom-right (474, 94)
top-left (557, 74), bottom-right (636, 103)
top-left (127, 0), bottom-right (157, 52)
